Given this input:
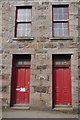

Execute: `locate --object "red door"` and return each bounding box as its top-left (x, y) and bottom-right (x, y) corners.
top-left (11, 55), bottom-right (31, 106)
top-left (12, 66), bottom-right (30, 105)
top-left (52, 66), bottom-right (72, 107)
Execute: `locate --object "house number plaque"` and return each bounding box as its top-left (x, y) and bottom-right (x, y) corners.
top-left (20, 88), bottom-right (26, 92)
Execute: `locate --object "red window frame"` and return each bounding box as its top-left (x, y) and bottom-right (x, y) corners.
top-left (15, 6), bottom-right (32, 37)
top-left (52, 5), bottom-right (69, 37)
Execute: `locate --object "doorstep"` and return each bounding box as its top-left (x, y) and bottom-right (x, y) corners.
top-left (53, 107), bottom-right (73, 111)
top-left (11, 104), bottom-right (30, 110)
top-left (53, 105), bottom-right (73, 111)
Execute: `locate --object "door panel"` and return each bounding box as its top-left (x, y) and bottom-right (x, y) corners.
top-left (52, 67), bottom-right (71, 107)
top-left (55, 68), bottom-right (63, 104)
top-left (25, 68), bottom-right (30, 104)
top-left (17, 68), bottom-right (25, 104)
top-left (63, 68), bottom-right (70, 104)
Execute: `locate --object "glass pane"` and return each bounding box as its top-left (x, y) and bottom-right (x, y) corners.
top-left (62, 22), bottom-right (68, 28)
top-left (53, 7), bottom-right (68, 20)
top-left (54, 29), bottom-right (57, 36)
top-left (54, 8), bottom-right (57, 15)
top-left (27, 24), bottom-right (31, 36)
top-left (17, 30), bottom-right (22, 37)
top-left (53, 55), bottom-right (70, 65)
top-left (26, 9), bottom-right (32, 21)
top-left (53, 22), bottom-right (68, 36)
top-left (17, 8), bottom-right (31, 22)
top-left (62, 23), bottom-right (68, 36)
top-left (58, 8), bottom-right (62, 15)
top-left (63, 7), bottom-right (67, 14)
top-left (54, 15), bottom-right (57, 20)
top-left (54, 59), bottom-right (69, 65)
top-left (63, 29), bottom-right (68, 36)
top-left (16, 58), bottom-right (31, 65)
top-left (16, 61), bottom-right (23, 65)
top-left (17, 23), bottom-right (31, 37)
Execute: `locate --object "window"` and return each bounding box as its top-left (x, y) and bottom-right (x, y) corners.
top-left (52, 55), bottom-right (71, 66)
top-left (13, 54), bottom-right (31, 66)
top-left (16, 56), bottom-right (31, 65)
top-left (15, 7), bottom-right (32, 37)
top-left (52, 6), bottom-right (69, 37)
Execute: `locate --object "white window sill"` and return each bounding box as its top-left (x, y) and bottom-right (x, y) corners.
top-left (13, 37), bottom-right (34, 41)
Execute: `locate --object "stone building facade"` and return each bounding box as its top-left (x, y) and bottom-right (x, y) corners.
top-left (0, 0), bottom-right (79, 110)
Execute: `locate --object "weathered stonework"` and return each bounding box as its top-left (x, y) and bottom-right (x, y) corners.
top-left (1, 0), bottom-right (79, 111)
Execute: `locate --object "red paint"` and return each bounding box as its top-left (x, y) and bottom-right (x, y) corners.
top-left (52, 66), bottom-right (72, 107)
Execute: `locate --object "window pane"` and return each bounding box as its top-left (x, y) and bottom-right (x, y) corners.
top-left (17, 23), bottom-right (31, 37)
top-left (16, 59), bottom-right (31, 65)
top-left (64, 29), bottom-right (68, 36)
top-left (26, 24), bottom-right (31, 36)
top-left (53, 55), bottom-right (70, 65)
top-left (53, 7), bottom-right (68, 20)
top-left (17, 8), bottom-right (31, 22)
top-left (58, 8), bottom-right (62, 15)
top-left (53, 22), bottom-right (68, 36)
top-left (63, 7), bottom-right (67, 14)
top-left (26, 9), bottom-right (32, 21)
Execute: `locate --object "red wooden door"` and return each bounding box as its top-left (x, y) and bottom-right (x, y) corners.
top-left (12, 67), bottom-right (30, 105)
top-left (52, 67), bottom-right (72, 107)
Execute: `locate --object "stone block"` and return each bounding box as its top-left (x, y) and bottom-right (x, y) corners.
top-left (35, 49), bottom-right (48, 53)
top-left (33, 86), bottom-right (49, 93)
top-left (37, 65), bottom-right (47, 70)
top-left (44, 43), bottom-right (56, 48)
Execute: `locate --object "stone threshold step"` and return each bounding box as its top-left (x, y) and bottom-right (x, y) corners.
top-left (53, 108), bottom-right (73, 111)
top-left (11, 106), bottom-right (30, 110)
top-left (13, 104), bottom-right (29, 106)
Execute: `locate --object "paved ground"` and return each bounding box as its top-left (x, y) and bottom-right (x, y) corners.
top-left (2, 109), bottom-right (79, 118)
